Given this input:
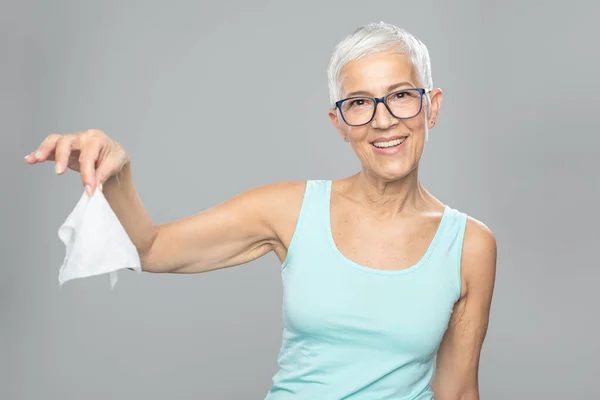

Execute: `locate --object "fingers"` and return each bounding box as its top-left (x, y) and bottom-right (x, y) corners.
top-left (26, 129), bottom-right (111, 197)
top-left (95, 150), bottom-right (124, 191)
top-left (94, 155), bottom-right (113, 191)
top-left (78, 135), bottom-right (103, 195)
top-left (24, 133), bottom-right (61, 164)
top-left (53, 134), bottom-right (76, 174)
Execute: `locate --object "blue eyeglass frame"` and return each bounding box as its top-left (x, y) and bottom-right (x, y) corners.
top-left (334, 88), bottom-right (431, 127)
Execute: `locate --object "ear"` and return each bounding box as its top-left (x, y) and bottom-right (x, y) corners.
top-left (427, 88), bottom-right (443, 129)
top-left (328, 107), bottom-right (349, 142)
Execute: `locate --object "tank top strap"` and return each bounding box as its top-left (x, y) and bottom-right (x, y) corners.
top-left (426, 205), bottom-right (468, 299)
top-left (312, 179), bottom-right (333, 216)
top-left (281, 180), bottom-right (332, 269)
top-left (297, 179), bottom-right (332, 224)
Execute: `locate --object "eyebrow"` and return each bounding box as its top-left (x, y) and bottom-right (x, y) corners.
top-left (345, 82), bottom-right (415, 97)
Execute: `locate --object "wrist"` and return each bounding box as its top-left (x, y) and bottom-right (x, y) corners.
top-left (103, 160), bottom-right (132, 193)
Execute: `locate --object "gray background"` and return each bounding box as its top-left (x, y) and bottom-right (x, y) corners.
top-left (2, 0), bottom-right (599, 399)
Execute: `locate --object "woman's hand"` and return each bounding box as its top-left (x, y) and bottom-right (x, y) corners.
top-left (24, 129), bottom-right (130, 195)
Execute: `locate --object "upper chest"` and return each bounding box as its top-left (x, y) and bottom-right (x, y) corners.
top-left (329, 199), bottom-right (446, 271)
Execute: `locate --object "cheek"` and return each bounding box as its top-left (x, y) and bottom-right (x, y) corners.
top-left (406, 119), bottom-right (427, 145)
top-left (350, 141), bottom-right (372, 159)
top-left (345, 126), bottom-right (369, 141)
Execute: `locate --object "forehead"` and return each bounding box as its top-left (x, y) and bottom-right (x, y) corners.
top-left (339, 51), bottom-right (417, 96)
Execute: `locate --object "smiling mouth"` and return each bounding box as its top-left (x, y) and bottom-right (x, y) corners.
top-left (371, 137), bottom-right (407, 148)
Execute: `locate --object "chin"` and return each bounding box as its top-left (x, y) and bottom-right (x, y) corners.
top-left (372, 163), bottom-right (414, 182)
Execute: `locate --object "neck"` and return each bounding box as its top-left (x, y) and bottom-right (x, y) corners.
top-left (347, 166), bottom-right (429, 217)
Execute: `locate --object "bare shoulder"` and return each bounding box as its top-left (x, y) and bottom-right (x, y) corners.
top-left (194, 180), bottom-right (306, 242)
top-left (463, 216), bottom-right (497, 257)
top-left (252, 180), bottom-right (307, 197)
top-left (459, 215), bottom-right (497, 298)
top-left (224, 180), bottom-right (305, 210)
top-left (245, 179), bottom-right (307, 229)
top-left (246, 180), bottom-right (307, 261)
top-left (244, 180), bottom-right (306, 212)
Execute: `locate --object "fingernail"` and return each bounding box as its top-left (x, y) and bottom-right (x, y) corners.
top-left (85, 185), bottom-right (92, 196)
top-left (55, 163), bottom-right (62, 174)
top-left (35, 150), bottom-right (41, 159)
top-left (98, 183), bottom-right (103, 192)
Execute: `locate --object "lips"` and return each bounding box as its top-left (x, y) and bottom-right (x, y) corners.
top-left (371, 135), bottom-right (408, 148)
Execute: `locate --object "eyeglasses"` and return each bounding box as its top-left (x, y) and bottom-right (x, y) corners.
top-left (334, 88), bottom-right (430, 127)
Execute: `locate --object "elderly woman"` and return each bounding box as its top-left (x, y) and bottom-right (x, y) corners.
top-left (26, 22), bottom-right (496, 400)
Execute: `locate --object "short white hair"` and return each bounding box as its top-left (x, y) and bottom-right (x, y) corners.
top-left (327, 22), bottom-right (433, 107)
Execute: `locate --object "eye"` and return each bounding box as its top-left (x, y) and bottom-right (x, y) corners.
top-left (388, 90), bottom-right (418, 103)
top-left (394, 90), bottom-right (416, 99)
top-left (348, 98), bottom-right (372, 108)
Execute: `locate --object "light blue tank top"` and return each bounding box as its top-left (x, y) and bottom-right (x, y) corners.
top-left (265, 180), bottom-right (467, 400)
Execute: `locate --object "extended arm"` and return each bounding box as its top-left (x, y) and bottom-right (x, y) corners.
top-left (27, 130), bottom-right (304, 275)
top-left (103, 163), bottom-right (304, 274)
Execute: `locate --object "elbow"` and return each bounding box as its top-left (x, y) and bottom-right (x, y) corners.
top-left (137, 225), bottom-right (196, 273)
top-left (138, 225), bottom-right (162, 272)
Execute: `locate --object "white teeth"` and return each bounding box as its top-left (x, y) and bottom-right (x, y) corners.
top-left (372, 138), bottom-right (406, 148)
